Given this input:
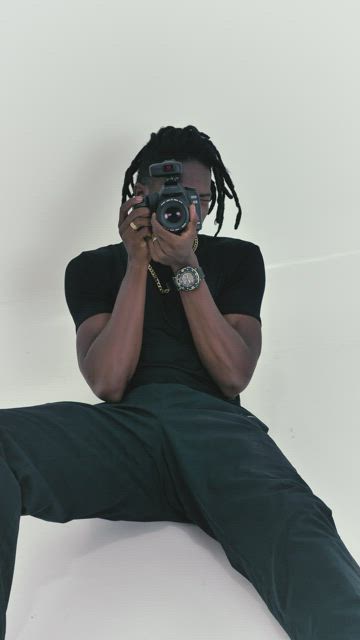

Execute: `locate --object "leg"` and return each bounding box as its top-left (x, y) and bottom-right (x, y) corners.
top-left (0, 392), bottom-right (175, 640)
top-left (157, 384), bottom-right (360, 640)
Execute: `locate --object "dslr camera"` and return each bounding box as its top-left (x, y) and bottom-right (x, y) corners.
top-left (133, 159), bottom-right (202, 234)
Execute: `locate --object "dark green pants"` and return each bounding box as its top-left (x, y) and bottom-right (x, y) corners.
top-left (1, 382), bottom-right (359, 639)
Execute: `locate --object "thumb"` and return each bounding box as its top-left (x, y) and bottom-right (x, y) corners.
top-left (191, 203), bottom-right (198, 225)
top-left (184, 204), bottom-right (198, 235)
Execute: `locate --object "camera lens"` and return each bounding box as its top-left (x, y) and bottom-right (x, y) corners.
top-left (159, 198), bottom-right (188, 232)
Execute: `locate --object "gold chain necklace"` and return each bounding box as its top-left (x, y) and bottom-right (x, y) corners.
top-left (148, 237), bottom-right (199, 294)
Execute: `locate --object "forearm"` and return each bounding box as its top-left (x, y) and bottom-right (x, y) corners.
top-left (84, 260), bottom-right (148, 400)
top-left (171, 255), bottom-right (250, 398)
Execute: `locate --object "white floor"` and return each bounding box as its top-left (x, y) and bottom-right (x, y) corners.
top-left (2, 250), bottom-right (359, 640)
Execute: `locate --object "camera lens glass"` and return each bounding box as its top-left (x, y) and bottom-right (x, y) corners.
top-left (164, 206), bottom-right (182, 223)
top-left (160, 198), bottom-right (188, 232)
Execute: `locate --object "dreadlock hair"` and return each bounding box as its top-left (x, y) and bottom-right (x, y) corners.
top-left (121, 125), bottom-right (242, 237)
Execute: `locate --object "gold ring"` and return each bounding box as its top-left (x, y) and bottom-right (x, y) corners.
top-left (130, 221), bottom-right (138, 230)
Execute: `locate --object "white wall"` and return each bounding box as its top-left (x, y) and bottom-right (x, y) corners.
top-left (1, 1), bottom-right (359, 638)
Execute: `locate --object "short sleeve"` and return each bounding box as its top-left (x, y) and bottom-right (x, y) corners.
top-left (216, 242), bottom-right (266, 326)
top-left (64, 251), bottom-right (115, 332)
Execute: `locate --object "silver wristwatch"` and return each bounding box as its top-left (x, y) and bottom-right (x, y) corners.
top-left (172, 266), bottom-right (205, 292)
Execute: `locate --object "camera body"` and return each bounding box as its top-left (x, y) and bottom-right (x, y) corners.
top-left (133, 159), bottom-right (202, 234)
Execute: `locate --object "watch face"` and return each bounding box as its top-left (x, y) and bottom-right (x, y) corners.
top-left (180, 272), bottom-right (196, 286)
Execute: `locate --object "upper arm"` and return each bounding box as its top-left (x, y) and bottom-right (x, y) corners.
top-left (217, 241), bottom-right (265, 393)
top-left (64, 250), bottom-right (114, 334)
top-left (223, 313), bottom-right (262, 389)
top-left (76, 312), bottom-right (112, 388)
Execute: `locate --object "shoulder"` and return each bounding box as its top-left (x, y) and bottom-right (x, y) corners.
top-left (65, 242), bottom-right (125, 273)
top-left (199, 234), bottom-right (263, 266)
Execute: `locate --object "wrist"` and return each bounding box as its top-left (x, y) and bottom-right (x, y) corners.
top-left (171, 253), bottom-right (199, 273)
top-left (127, 258), bottom-right (149, 274)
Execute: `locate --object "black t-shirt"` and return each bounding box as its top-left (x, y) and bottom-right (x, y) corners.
top-left (64, 233), bottom-right (266, 407)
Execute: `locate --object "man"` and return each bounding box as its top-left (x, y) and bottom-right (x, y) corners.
top-left (0, 125), bottom-right (359, 640)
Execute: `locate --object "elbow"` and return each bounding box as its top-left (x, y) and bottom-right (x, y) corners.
top-left (94, 381), bottom-right (126, 403)
top-left (227, 351), bottom-right (261, 398)
top-left (225, 370), bottom-right (252, 399)
top-left (223, 382), bottom-right (245, 400)
top-left (97, 390), bottom-right (124, 403)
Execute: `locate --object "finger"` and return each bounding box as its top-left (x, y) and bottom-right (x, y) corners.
top-left (189, 203), bottom-right (197, 226)
top-left (126, 195), bottom-right (143, 213)
top-left (151, 234), bottom-right (161, 252)
top-left (152, 230), bottom-right (167, 256)
top-left (151, 212), bottom-right (161, 230)
top-left (119, 207), bottom-right (151, 234)
top-left (119, 196), bottom-right (143, 223)
top-left (190, 204), bottom-right (199, 233)
top-left (148, 235), bottom-right (159, 261)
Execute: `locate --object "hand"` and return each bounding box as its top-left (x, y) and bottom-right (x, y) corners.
top-left (118, 195), bottom-right (152, 266)
top-left (146, 203), bottom-right (198, 270)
